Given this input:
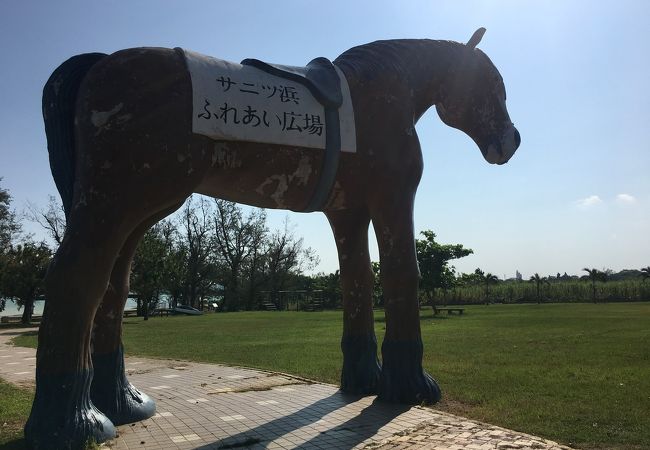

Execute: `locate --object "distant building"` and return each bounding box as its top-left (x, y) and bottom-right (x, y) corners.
top-left (515, 270), bottom-right (522, 281)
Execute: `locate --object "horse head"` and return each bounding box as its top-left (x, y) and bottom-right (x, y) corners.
top-left (435, 28), bottom-right (520, 165)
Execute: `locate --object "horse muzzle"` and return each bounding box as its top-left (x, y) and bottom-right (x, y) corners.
top-left (483, 125), bottom-right (520, 165)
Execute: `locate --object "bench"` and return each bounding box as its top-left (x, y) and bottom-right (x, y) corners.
top-left (0, 315), bottom-right (42, 324)
top-left (153, 308), bottom-right (172, 317)
top-left (432, 307), bottom-right (465, 315)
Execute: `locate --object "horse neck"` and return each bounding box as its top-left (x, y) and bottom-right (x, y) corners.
top-left (392, 40), bottom-right (467, 121)
top-left (335, 39), bottom-right (466, 121)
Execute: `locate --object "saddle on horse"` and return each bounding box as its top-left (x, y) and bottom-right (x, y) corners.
top-left (241, 57), bottom-right (343, 109)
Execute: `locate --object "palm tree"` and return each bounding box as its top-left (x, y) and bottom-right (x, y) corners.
top-left (583, 268), bottom-right (601, 303)
top-left (641, 266), bottom-right (650, 282)
top-left (529, 273), bottom-right (549, 303)
top-left (484, 272), bottom-right (499, 302)
top-left (471, 268), bottom-right (499, 303)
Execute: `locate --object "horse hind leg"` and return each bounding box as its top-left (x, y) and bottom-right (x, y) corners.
top-left (24, 209), bottom-right (129, 448)
top-left (90, 204), bottom-right (181, 425)
top-left (326, 208), bottom-right (381, 395)
top-left (25, 180), bottom-right (194, 448)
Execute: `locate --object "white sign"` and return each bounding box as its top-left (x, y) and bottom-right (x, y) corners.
top-left (183, 50), bottom-right (356, 153)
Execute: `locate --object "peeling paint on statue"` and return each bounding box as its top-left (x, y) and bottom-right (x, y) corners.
top-left (291, 156), bottom-right (312, 186)
top-left (260, 175), bottom-right (289, 208)
top-left (212, 143), bottom-right (242, 169)
top-left (91, 103), bottom-right (125, 133)
top-left (327, 182), bottom-right (346, 209)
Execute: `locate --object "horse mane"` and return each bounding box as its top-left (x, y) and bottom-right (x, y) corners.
top-left (334, 39), bottom-right (467, 83)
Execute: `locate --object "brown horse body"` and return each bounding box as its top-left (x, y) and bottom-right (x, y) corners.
top-left (26, 30), bottom-right (520, 448)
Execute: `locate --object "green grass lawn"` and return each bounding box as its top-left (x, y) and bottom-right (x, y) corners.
top-left (0, 379), bottom-right (32, 448)
top-left (8, 302), bottom-right (650, 449)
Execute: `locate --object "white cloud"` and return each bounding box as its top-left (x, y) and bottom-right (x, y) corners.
top-left (615, 193), bottom-right (637, 205)
top-left (575, 195), bottom-right (603, 208)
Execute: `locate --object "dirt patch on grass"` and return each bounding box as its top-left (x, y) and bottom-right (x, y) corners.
top-left (432, 397), bottom-right (479, 418)
top-left (125, 368), bottom-right (154, 375)
top-left (205, 380), bottom-right (306, 395)
top-left (230, 381), bottom-right (305, 393)
top-left (0, 426), bottom-right (26, 448)
top-left (14, 381), bottom-right (35, 390)
top-left (0, 420), bottom-right (24, 437)
top-left (168, 363), bottom-right (190, 370)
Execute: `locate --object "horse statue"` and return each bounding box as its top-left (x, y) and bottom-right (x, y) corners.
top-left (26, 28), bottom-right (520, 448)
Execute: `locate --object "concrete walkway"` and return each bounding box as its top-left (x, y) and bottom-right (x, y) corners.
top-left (0, 328), bottom-right (570, 449)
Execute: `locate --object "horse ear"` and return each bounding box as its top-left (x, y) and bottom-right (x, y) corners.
top-left (466, 27), bottom-right (486, 49)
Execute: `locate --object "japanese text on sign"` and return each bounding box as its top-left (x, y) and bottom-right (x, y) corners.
top-left (184, 49), bottom-right (356, 152)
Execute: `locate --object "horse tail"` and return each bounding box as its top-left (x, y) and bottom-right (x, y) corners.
top-left (42, 52), bottom-right (107, 218)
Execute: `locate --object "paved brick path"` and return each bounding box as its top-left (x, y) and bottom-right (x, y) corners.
top-left (0, 328), bottom-right (570, 449)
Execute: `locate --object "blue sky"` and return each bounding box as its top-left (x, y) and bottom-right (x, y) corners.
top-left (1, 0), bottom-right (648, 279)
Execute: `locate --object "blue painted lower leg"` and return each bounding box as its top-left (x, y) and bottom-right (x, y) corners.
top-left (378, 339), bottom-right (442, 405)
top-left (340, 333), bottom-right (381, 395)
top-left (24, 368), bottom-right (116, 450)
top-left (91, 345), bottom-right (156, 425)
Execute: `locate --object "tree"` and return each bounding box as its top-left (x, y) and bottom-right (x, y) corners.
top-left (263, 218), bottom-right (318, 308)
top-left (582, 268), bottom-right (603, 303)
top-left (131, 224), bottom-right (170, 319)
top-left (640, 266), bottom-right (650, 282)
top-left (309, 270), bottom-right (341, 309)
top-left (529, 273), bottom-right (549, 303)
top-left (599, 269), bottom-right (613, 302)
top-left (26, 195), bottom-right (66, 246)
top-left (484, 273), bottom-right (499, 301)
top-left (0, 180), bottom-right (21, 313)
top-left (0, 179), bottom-right (20, 253)
top-left (178, 196), bottom-right (217, 309)
top-left (415, 230), bottom-right (473, 305)
top-left (212, 200), bottom-right (267, 311)
top-left (243, 215), bottom-right (268, 310)
top-left (158, 219), bottom-right (187, 308)
top-left (0, 241), bottom-right (52, 324)
top-left (457, 271), bottom-right (481, 286)
top-left (371, 262), bottom-right (383, 306)
top-left (472, 268), bottom-right (499, 302)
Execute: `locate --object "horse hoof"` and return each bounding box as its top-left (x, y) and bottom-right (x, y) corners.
top-left (378, 368), bottom-right (442, 405)
top-left (101, 384), bottom-right (157, 425)
top-left (25, 409), bottom-right (116, 450)
top-left (340, 333), bottom-right (381, 395)
top-left (25, 369), bottom-right (117, 449)
top-left (377, 339), bottom-right (442, 405)
top-left (91, 348), bottom-right (156, 425)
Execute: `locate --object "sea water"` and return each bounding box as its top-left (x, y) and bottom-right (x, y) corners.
top-left (1, 299), bottom-right (45, 318)
top-left (0, 298), bottom-right (139, 318)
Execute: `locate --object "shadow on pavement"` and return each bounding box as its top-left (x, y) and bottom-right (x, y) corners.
top-left (197, 393), bottom-right (408, 449)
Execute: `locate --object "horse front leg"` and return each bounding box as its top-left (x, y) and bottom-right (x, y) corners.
top-left (371, 199), bottom-right (441, 405)
top-left (326, 208), bottom-right (381, 395)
